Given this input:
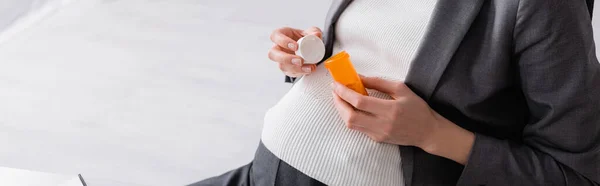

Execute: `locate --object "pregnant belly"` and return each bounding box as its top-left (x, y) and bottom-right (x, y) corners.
top-left (260, 73), bottom-right (404, 186)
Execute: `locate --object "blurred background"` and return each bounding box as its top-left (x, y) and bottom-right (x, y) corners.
top-left (0, 0), bottom-right (597, 185)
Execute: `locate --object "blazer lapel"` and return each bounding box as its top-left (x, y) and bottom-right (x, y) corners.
top-left (405, 0), bottom-right (485, 101)
top-left (401, 1), bottom-right (484, 186)
top-left (318, 1), bottom-right (484, 186)
top-left (318, 0), bottom-right (353, 65)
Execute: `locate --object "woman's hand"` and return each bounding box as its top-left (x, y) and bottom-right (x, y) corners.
top-left (331, 75), bottom-right (475, 164)
top-left (331, 75), bottom-right (440, 147)
top-left (268, 27), bottom-right (322, 77)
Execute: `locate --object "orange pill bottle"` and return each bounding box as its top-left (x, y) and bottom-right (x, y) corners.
top-left (324, 51), bottom-right (368, 96)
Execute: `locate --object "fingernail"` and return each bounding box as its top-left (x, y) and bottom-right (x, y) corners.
top-left (302, 67), bottom-right (312, 73)
top-left (292, 58), bottom-right (302, 66)
top-left (330, 82), bottom-right (337, 89)
top-left (288, 43), bottom-right (296, 50)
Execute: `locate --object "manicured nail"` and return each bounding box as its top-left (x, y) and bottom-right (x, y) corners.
top-left (330, 82), bottom-right (337, 89)
top-left (302, 67), bottom-right (312, 73)
top-left (292, 58), bottom-right (302, 66)
top-left (288, 43), bottom-right (296, 50)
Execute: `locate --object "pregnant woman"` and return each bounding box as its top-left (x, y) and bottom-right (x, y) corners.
top-left (193, 0), bottom-right (600, 185)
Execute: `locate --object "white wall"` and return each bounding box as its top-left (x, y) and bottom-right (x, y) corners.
top-left (0, 0), bottom-right (332, 185)
top-left (0, 0), bottom-right (75, 44)
top-left (0, 0), bottom-right (33, 30)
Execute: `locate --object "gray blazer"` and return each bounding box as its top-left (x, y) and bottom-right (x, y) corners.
top-left (289, 0), bottom-right (600, 185)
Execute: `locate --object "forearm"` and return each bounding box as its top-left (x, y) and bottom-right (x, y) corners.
top-left (457, 134), bottom-right (597, 185)
top-left (419, 113), bottom-right (474, 165)
top-left (419, 116), bottom-right (599, 186)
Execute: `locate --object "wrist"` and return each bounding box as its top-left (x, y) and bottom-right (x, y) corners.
top-left (419, 113), bottom-right (446, 154)
top-left (419, 112), bottom-right (475, 165)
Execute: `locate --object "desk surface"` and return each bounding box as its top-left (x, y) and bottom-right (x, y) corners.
top-left (0, 166), bottom-right (151, 186)
top-left (0, 166), bottom-right (82, 186)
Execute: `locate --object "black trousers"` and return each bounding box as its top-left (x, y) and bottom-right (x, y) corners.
top-left (189, 142), bottom-right (326, 186)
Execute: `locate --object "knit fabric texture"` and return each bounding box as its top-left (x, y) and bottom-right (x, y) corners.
top-left (261, 0), bottom-right (437, 185)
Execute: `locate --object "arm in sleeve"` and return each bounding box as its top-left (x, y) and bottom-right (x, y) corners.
top-left (457, 0), bottom-right (600, 185)
top-left (285, 76), bottom-right (296, 83)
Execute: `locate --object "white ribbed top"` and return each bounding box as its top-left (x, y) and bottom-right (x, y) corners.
top-left (261, 1), bottom-right (437, 185)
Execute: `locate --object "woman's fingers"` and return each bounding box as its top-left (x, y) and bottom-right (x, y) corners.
top-left (332, 92), bottom-right (386, 142)
top-left (268, 45), bottom-right (303, 65)
top-left (301, 64), bottom-right (316, 73)
top-left (302, 26), bottom-right (323, 39)
top-left (269, 45), bottom-right (315, 76)
top-left (268, 26), bottom-right (322, 77)
top-left (270, 27), bottom-right (303, 51)
top-left (279, 64), bottom-right (315, 77)
top-left (332, 82), bottom-right (392, 114)
top-left (270, 26), bottom-right (321, 51)
top-left (332, 92), bottom-right (370, 128)
top-left (360, 75), bottom-right (409, 99)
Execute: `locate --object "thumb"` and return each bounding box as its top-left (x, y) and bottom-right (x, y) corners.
top-left (359, 75), bottom-right (403, 99)
top-left (302, 27), bottom-right (323, 39)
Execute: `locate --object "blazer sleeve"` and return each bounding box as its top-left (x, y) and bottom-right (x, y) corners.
top-left (457, 0), bottom-right (600, 185)
top-left (285, 76), bottom-right (296, 83)
top-left (588, 0), bottom-right (595, 19)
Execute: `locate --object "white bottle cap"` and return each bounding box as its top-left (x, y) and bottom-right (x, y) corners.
top-left (296, 35), bottom-right (325, 64)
